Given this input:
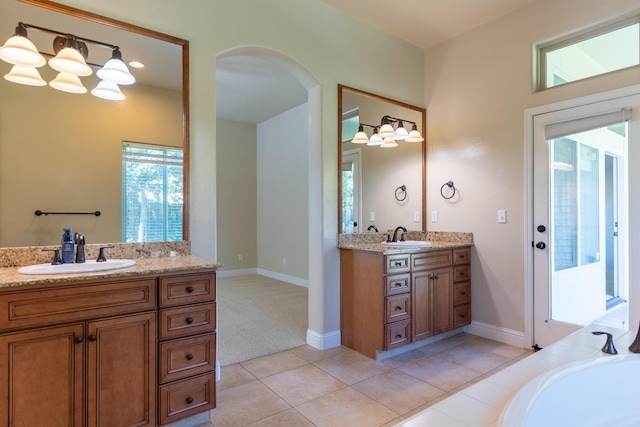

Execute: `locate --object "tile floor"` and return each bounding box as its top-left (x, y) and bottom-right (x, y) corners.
top-left (206, 333), bottom-right (531, 427)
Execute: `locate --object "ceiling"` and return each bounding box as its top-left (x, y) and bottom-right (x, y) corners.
top-left (217, 0), bottom-right (544, 125)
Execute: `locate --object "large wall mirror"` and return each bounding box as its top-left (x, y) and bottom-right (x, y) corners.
top-left (0, 0), bottom-right (189, 247)
top-left (338, 85), bottom-right (426, 234)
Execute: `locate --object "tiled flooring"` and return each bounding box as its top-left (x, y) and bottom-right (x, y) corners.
top-left (207, 333), bottom-right (531, 427)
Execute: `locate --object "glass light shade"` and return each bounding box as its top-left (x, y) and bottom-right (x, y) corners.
top-left (351, 125), bottom-right (369, 144)
top-left (405, 124), bottom-right (424, 143)
top-left (91, 80), bottom-right (125, 100)
top-left (394, 121), bottom-right (409, 140)
top-left (379, 123), bottom-right (395, 138)
top-left (49, 72), bottom-right (87, 94)
top-left (97, 58), bottom-right (135, 85)
top-left (381, 136), bottom-right (398, 148)
top-left (367, 131), bottom-right (384, 146)
top-left (0, 35), bottom-right (46, 67)
top-left (49, 48), bottom-right (92, 76)
top-left (4, 65), bottom-right (46, 86)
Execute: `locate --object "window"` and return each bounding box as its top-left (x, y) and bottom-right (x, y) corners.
top-left (536, 14), bottom-right (640, 91)
top-left (122, 142), bottom-right (183, 242)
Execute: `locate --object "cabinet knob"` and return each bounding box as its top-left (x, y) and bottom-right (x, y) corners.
top-left (186, 286), bottom-right (195, 293)
top-left (186, 353), bottom-right (194, 360)
top-left (186, 317), bottom-right (194, 324)
top-left (88, 334), bottom-right (97, 342)
top-left (431, 274), bottom-right (439, 280)
top-left (74, 335), bottom-right (84, 343)
top-left (186, 397), bottom-right (194, 404)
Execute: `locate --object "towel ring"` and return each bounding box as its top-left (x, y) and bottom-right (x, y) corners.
top-left (395, 185), bottom-right (407, 202)
top-left (440, 181), bottom-right (456, 200)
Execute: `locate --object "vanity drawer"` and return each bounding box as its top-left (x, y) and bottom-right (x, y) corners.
top-left (159, 272), bottom-right (216, 308)
top-left (159, 302), bottom-right (216, 340)
top-left (453, 247), bottom-right (471, 265)
top-left (412, 250), bottom-right (452, 271)
top-left (453, 282), bottom-right (471, 305)
top-left (0, 279), bottom-right (157, 331)
top-left (385, 319), bottom-right (410, 350)
top-left (385, 294), bottom-right (410, 323)
top-left (158, 372), bottom-right (216, 425)
top-left (385, 273), bottom-right (410, 295)
top-left (386, 254), bottom-right (411, 274)
top-left (159, 332), bottom-right (216, 384)
top-left (453, 266), bottom-right (470, 283)
top-left (453, 304), bottom-right (471, 328)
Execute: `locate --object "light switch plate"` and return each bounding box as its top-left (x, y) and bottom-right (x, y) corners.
top-left (431, 210), bottom-right (438, 223)
top-left (498, 209), bottom-right (507, 223)
top-left (369, 211), bottom-right (375, 221)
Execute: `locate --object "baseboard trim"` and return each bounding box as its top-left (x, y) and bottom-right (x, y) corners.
top-left (256, 268), bottom-right (309, 288)
top-left (307, 329), bottom-right (341, 350)
top-left (465, 321), bottom-right (525, 348)
top-left (216, 268), bottom-right (258, 278)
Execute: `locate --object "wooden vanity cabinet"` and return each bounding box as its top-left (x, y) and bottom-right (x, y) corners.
top-left (0, 278), bottom-right (157, 427)
top-left (340, 246), bottom-right (471, 359)
top-left (0, 268), bottom-right (217, 427)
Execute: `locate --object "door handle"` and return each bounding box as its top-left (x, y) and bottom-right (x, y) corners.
top-left (537, 225), bottom-right (546, 233)
top-left (535, 242), bottom-right (546, 249)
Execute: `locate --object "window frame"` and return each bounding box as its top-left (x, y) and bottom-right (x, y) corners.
top-left (535, 13), bottom-right (640, 92)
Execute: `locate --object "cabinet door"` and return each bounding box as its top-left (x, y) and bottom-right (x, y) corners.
top-left (433, 267), bottom-right (454, 335)
top-left (0, 324), bottom-right (84, 427)
top-left (87, 312), bottom-right (157, 427)
top-left (412, 270), bottom-right (433, 341)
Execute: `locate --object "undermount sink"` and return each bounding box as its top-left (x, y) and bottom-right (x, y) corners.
top-left (18, 259), bottom-right (136, 275)
top-left (381, 240), bottom-right (433, 248)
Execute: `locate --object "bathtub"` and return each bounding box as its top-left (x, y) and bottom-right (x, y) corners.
top-left (499, 354), bottom-right (640, 427)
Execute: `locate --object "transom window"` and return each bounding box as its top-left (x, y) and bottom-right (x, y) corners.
top-left (536, 14), bottom-right (640, 91)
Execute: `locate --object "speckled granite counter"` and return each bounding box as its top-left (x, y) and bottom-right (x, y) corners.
top-left (0, 241), bottom-right (221, 289)
top-left (0, 255), bottom-right (222, 289)
top-left (338, 231), bottom-right (473, 254)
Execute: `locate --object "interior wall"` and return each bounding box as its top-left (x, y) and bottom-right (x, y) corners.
top-left (425, 0), bottom-right (640, 335)
top-left (216, 119), bottom-right (257, 271)
top-left (0, 80), bottom-right (182, 247)
top-left (38, 0), bottom-right (425, 339)
top-left (257, 103), bottom-right (309, 282)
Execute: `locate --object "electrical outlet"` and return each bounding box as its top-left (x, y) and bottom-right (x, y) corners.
top-left (282, 258), bottom-right (287, 266)
top-left (369, 211), bottom-right (375, 221)
top-left (431, 210), bottom-right (438, 223)
top-left (498, 209), bottom-right (507, 223)
top-left (238, 254), bottom-right (243, 262)
top-left (414, 211), bottom-right (420, 222)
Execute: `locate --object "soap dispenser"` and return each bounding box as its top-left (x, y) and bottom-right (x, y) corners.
top-left (61, 228), bottom-right (75, 264)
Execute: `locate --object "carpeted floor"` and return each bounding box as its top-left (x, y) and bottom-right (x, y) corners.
top-left (217, 274), bottom-right (308, 366)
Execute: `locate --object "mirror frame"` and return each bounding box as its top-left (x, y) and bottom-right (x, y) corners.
top-left (338, 84), bottom-right (426, 234)
top-left (18, 0), bottom-right (190, 240)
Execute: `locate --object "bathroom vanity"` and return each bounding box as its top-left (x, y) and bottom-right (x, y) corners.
top-left (339, 232), bottom-right (472, 359)
top-left (0, 253), bottom-right (219, 426)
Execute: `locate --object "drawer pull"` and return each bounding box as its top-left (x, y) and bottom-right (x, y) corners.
top-left (186, 397), bottom-right (194, 404)
top-left (88, 334), bottom-right (97, 342)
top-left (74, 335), bottom-right (83, 344)
top-left (394, 261), bottom-right (402, 266)
top-left (430, 274), bottom-right (439, 280)
top-left (394, 282), bottom-right (403, 287)
top-left (186, 317), bottom-right (194, 324)
top-left (186, 286), bottom-right (195, 293)
top-left (186, 353), bottom-right (194, 360)
top-left (395, 306), bottom-right (403, 311)
top-left (396, 334), bottom-right (403, 339)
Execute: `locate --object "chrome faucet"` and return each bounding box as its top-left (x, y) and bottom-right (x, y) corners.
top-left (392, 226), bottom-right (407, 242)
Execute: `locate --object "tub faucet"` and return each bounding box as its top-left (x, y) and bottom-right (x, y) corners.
top-left (592, 331), bottom-right (617, 355)
top-left (392, 226), bottom-right (407, 242)
top-left (629, 321), bottom-right (640, 353)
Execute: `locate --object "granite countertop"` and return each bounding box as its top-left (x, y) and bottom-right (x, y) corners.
top-left (0, 255), bottom-right (222, 289)
top-left (338, 240), bottom-right (472, 254)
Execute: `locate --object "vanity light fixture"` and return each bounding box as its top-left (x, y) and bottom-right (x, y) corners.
top-left (0, 22), bottom-right (136, 100)
top-left (350, 116), bottom-right (424, 147)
